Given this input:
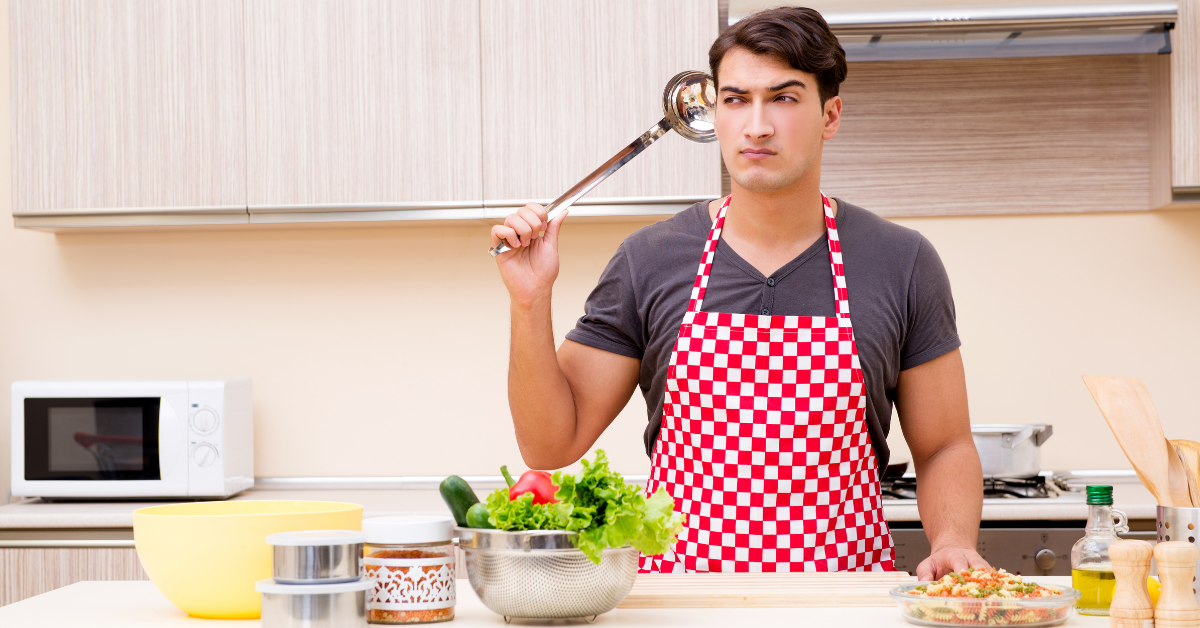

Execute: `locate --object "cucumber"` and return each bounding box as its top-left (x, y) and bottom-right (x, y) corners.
top-left (466, 502), bottom-right (494, 529)
top-left (439, 475), bottom-right (480, 527)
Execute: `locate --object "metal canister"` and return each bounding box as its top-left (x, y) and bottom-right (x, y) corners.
top-left (266, 530), bottom-right (366, 584)
top-left (1156, 505), bottom-right (1200, 607)
top-left (256, 578), bottom-right (370, 628)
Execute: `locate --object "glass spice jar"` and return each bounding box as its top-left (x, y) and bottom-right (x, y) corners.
top-left (362, 515), bottom-right (456, 624)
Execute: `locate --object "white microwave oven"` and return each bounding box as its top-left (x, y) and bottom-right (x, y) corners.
top-left (11, 379), bottom-right (254, 500)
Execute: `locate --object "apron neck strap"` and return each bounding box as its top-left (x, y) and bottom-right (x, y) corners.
top-left (687, 194), bottom-right (851, 319)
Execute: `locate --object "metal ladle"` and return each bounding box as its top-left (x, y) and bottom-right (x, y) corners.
top-left (489, 70), bottom-right (717, 257)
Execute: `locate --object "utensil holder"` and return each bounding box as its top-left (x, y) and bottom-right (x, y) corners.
top-left (1156, 506), bottom-right (1200, 608)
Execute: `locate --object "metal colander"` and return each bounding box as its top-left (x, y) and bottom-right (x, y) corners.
top-left (457, 528), bottom-right (638, 619)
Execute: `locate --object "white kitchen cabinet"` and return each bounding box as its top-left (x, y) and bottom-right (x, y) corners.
top-left (478, 0), bottom-right (722, 217)
top-left (10, 0), bottom-right (247, 227)
top-left (244, 0), bottom-right (484, 223)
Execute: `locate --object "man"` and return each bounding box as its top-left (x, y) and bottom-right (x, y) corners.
top-left (490, 7), bottom-right (987, 579)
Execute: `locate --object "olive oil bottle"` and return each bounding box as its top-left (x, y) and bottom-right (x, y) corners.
top-left (1070, 485), bottom-right (1129, 616)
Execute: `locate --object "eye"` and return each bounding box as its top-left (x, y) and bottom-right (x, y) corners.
top-left (776, 94), bottom-right (798, 103)
top-left (722, 96), bottom-right (744, 104)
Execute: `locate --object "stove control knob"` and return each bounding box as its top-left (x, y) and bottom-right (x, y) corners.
top-left (192, 443), bottom-right (219, 468)
top-left (1034, 549), bottom-right (1057, 571)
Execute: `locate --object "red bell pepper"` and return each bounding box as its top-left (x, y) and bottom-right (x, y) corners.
top-left (500, 465), bottom-right (559, 505)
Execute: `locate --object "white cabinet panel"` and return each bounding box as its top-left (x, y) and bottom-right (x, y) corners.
top-left (245, 0), bottom-right (483, 209)
top-left (10, 0), bottom-right (247, 216)
top-left (480, 0), bottom-right (721, 205)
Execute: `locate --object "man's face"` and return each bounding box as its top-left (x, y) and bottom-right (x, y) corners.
top-left (714, 47), bottom-right (841, 194)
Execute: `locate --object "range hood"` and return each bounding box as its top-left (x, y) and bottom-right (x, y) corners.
top-left (729, 2), bottom-right (1177, 61)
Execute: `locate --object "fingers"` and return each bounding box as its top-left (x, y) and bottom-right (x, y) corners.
top-left (543, 208), bottom-right (569, 244)
top-left (492, 203), bottom-right (551, 253)
top-left (948, 551), bottom-right (969, 575)
top-left (490, 224), bottom-right (521, 251)
top-left (916, 557), bottom-right (935, 582)
top-left (966, 551), bottom-right (991, 570)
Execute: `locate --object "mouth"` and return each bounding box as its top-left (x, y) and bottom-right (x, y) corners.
top-left (739, 148), bottom-right (776, 160)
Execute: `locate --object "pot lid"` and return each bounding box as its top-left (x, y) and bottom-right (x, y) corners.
top-left (970, 423), bottom-right (1051, 434)
top-left (265, 529), bottom-right (366, 547)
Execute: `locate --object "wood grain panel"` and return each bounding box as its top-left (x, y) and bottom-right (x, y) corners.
top-left (823, 55), bottom-right (1155, 216)
top-left (245, 0), bottom-right (483, 207)
top-left (0, 548), bottom-right (147, 607)
top-left (1150, 53), bottom-right (1173, 209)
top-left (10, 0), bottom-right (246, 214)
top-left (480, 0), bottom-right (721, 203)
top-left (1173, 0), bottom-right (1200, 191)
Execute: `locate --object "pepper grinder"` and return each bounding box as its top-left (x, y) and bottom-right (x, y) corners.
top-left (1155, 541), bottom-right (1200, 628)
top-left (1110, 540), bottom-right (1155, 628)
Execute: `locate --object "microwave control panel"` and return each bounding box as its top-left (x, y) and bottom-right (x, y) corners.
top-left (187, 385), bottom-right (226, 496)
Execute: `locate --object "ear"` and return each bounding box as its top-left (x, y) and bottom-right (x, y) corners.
top-left (822, 95), bottom-right (842, 141)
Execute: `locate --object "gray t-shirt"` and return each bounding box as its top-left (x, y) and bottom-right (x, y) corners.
top-left (565, 199), bottom-right (960, 471)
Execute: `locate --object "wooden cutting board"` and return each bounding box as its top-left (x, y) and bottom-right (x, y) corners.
top-left (618, 572), bottom-right (917, 608)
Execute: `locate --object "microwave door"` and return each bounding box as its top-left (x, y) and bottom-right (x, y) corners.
top-left (157, 392), bottom-right (189, 491)
top-left (20, 395), bottom-right (189, 498)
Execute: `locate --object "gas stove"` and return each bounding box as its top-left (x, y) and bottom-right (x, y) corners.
top-left (879, 465), bottom-right (1094, 576)
top-left (881, 469), bottom-right (1064, 501)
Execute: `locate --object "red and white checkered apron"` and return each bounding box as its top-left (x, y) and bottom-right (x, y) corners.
top-left (639, 194), bottom-right (894, 573)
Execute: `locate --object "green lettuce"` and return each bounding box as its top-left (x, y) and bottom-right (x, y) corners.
top-left (484, 450), bottom-right (684, 564)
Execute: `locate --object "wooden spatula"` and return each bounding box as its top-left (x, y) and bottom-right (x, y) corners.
top-left (1171, 440), bottom-right (1200, 508)
top-left (1083, 375), bottom-right (1192, 507)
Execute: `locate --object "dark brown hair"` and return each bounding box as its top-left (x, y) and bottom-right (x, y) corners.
top-left (709, 7), bottom-right (847, 104)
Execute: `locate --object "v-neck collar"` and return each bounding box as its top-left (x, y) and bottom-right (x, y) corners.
top-left (698, 197), bottom-right (851, 283)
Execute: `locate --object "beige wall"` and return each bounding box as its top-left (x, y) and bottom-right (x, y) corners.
top-left (5, 5), bottom-right (1200, 501)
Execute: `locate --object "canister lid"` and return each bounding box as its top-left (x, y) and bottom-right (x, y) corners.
top-left (1086, 485), bottom-right (1114, 506)
top-left (363, 515), bottom-right (455, 544)
top-left (255, 578), bottom-right (372, 595)
top-left (265, 529), bottom-right (367, 547)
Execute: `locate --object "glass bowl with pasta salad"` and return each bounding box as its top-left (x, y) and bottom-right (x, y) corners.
top-left (890, 567), bottom-right (1082, 627)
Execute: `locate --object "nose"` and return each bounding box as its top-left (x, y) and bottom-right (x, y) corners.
top-left (744, 101), bottom-right (773, 140)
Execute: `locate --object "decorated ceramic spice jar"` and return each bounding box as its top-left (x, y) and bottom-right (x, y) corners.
top-left (362, 515), bottom-right (456, 624)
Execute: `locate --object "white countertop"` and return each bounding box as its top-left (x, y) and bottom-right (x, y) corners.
top-left (0, 479), bottom-right (1161, 532)
top-left (0, 578), bottom-right (1108, 628)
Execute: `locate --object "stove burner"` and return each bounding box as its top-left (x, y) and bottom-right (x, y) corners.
top-left (983, 476), bottom-right (1053, 499)
top-left (879, 470), bottom-right (1057, 500)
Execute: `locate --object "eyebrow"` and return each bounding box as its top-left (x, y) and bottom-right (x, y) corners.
top-left (718, 79), bottom-right (808, 95)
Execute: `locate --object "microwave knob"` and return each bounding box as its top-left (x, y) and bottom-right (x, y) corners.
top-left (192, 443), bottom-right (219, 468)
top-left (190, 409), bottom-right (220, 436)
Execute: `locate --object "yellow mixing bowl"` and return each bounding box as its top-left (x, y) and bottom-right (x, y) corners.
top-left (133, 500), bottom-right (362, 619)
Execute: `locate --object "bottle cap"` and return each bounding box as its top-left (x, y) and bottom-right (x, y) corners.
top-left (1086, 485), bottom-right (1114, 506)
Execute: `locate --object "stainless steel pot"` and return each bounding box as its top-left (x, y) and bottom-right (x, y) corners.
top-left (256, 578), bottom-right (369, 628)
top-left (266, 530), bottom-right (366, 584)
top-left (971, 424), bottom-right (1053, 478)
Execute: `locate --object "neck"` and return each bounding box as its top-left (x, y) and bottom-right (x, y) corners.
top-left (711, 168), bottom-right (834, 277)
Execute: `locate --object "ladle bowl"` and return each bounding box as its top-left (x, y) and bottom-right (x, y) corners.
top-left (490, 71), bottom-right (717, 257)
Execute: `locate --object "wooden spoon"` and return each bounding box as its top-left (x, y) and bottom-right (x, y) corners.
top-left (1083, 375), bottom-right (1192, 507)
top-left (1171, 440), bottom-right (1200, 507)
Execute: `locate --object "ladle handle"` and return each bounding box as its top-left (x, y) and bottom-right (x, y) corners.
top-left (489, 118), bottom-right (673, 257)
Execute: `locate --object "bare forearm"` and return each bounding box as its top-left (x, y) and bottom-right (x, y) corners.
top-left (914, 440), bottom-right (983, 552)
top-left (508, 296), bottom-right (579, 469)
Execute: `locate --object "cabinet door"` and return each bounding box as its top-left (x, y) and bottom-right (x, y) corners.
top-left (10, 0), bottom-right (246, 217)
top-left (822, 55), bottom-right (1160, 216)
top-left (245, 0), bottom-right (483, 211)
top-left (480, 0), bottom-right (720, 210)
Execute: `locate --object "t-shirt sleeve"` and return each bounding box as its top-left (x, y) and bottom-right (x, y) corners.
top-left (900, 236), bottom-right (961, 370)
top-left (564, 242), bottom-right (645, 359)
